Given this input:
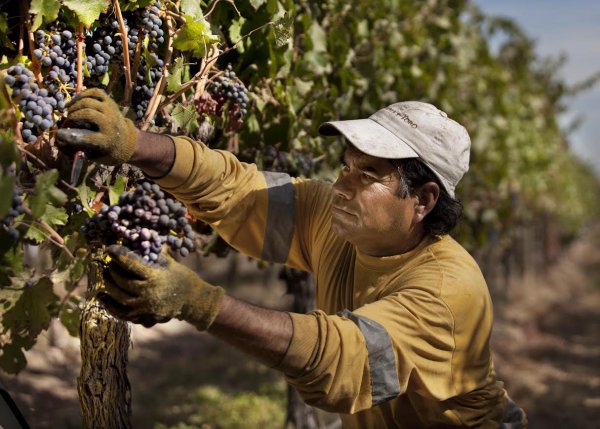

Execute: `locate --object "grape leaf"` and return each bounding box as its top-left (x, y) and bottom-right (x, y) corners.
top-left (77, 180), bottom-right (97, 215)
top-left (167, 57), bottom-right (185, 92)
top-left (30, 0), bottom-right (61, 31)
top-left (59, 301), bottom-right (81, 337)
top-left (171, 103), bottom-right (199, 134)
top-left (0, 336), bottom-right (33, 374)
top-left (249, 0), bottom-right (267, 10)
top-left (40, 205), bottom-right (68, 229)
top-left (173, 15), bottom-right (219, 57)
top-left (63, 0), bottom-right (110, 27)
top-left (28, 170), bottom-right (66, 218)
top-left (181, 0), bottom-right (204, 20)
top-left (0, 133), bottom-right (19, 168)
top-left (108, 174), bottom-right (127, 206)
top-left (2, 277), bottom-right (56, 338)
top-left (121, 0), bottom-right (154, 12)
top-left (0, 13), bottom-right (10, 50)
top-left (0, 277), bottom-right (57, 373)
top-left (229, 18), bottom-right (246, 53)
top-left (273, 13), bottom-right (293, 48)
top-left (0, 175), bottom-right (14, 219)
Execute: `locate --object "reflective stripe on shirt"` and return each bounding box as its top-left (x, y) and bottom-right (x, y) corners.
top-left (261, 172), bottom-right (296, 263)
top-left (338, 309), bottom-right (401, 405)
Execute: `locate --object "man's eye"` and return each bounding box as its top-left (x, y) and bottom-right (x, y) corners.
top-left (361, 172), bottom-right (376, 182)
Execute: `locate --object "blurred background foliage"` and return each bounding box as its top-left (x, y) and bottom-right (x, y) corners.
top-left (207, 0), bottom-right (599, 284)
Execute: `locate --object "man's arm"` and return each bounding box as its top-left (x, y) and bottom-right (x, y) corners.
top-left (129, 130), bottom-right (176, 178)
top-left (101, 245), bottom-right (294, 369)
top-left (208, 295), bottom-right (293, 368)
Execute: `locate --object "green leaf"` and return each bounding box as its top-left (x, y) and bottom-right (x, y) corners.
top-left (0, 336), bottom-right (33, 374)
top-left (28, 169), bottom-right (61, 218)
top-left (62, 0), bottom-right (110, 27)
top-left (24, 224), bottom-right (46, 243)
top-left (173, 15), bottom-right (220, 57)
top-left (59, 299), bottom-right (81, 337)
top-left (120, 0), bottom-right (154, 12)
top-left (167, 57), bottom-right (185, 92)
top-left (3, 277), bottom-right (58, 340)
top-left (0, 175), bottom-right (14, 219)
top-left (249, 0), bottom-right (267, 10)
top-left (171, 103), bottom-right (199, 134)
top-left (108, 174), bottom-right (127, 206)
top-left (229, 17), bottom-right (246, 52)
top-left (0, 132), bottom-right (19, 168)
top-left (0, 242), bottom-right (22, 278)
top-left (273, 13), bottom-right (293, 48)
top-left (181, 0), bottom-right (204, 19)
top-left (307, 21), bottom-right (327, 53)
top-left (30, 0), bottom-right (61, 31)
top-left (40, 205), bottom-right (68, 229)
top-left (0, 277), bottom-right (58, 373)
top-left (77, 181), bottom-right (96, 215)
top-left (24, 206), bottom-right (68, 243)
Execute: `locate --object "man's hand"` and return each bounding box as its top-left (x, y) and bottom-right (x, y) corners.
top-left (99, 245), bottom-right (225, 329)
top-left (56, 88), bottom-right (138, 165)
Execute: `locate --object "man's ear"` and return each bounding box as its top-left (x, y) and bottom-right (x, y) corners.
top-left (413, 182), bottom-right (440, 222)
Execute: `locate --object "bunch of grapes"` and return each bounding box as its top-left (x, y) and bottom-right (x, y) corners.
top-left (82, 181), bottom-right (196, 263)
top-left (208, 65), bottom-right (250, 119)
top-left (34, 28), bottom-right (77, 111)
top-left (1, 188), bottom-right (25, 240)
top-left (4, 64), bottom-right (57, 143)
top-left (85, 26), bottom-right (118, 77)
top-left (131, 2), bottom-right (166, 120)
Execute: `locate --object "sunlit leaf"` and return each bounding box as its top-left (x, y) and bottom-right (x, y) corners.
top-left (30, 0), bottom-right (61, 31)
top-left (63, 0), bottom-right (110, 27)
top-left (173, 15), bottom-right (219, 57)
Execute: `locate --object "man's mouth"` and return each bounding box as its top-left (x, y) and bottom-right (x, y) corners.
top-left (332, 205), bottom-right (355, 217)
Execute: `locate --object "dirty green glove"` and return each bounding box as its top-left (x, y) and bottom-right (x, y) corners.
top-left (99, 245), bottom-right (225, 330)
top-left (56, 88), bottom-right (138, 165)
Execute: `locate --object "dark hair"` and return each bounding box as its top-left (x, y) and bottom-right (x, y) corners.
top-left (391, 158), bottom-right (462, 236)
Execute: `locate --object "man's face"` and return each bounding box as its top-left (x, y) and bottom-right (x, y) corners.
top-left (331, 145), bottom-right (423, 256)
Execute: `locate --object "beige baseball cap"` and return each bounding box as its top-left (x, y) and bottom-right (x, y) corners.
top-left (318, 101), bottom-right (471, 198)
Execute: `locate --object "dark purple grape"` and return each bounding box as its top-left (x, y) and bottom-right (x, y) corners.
top-left (82, 180), bottom-right (196, 264)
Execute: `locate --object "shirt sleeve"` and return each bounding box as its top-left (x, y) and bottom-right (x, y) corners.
top-left (275, 286), bottom-right (456, 414)
top-left (154, 136), bottom-right (330, 272)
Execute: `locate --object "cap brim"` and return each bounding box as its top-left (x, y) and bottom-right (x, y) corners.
top-left (318, 119), bottom-right (419, 160)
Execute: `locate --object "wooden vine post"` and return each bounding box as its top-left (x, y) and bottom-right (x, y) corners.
top-left (77, 248), bottom-right (132, 428)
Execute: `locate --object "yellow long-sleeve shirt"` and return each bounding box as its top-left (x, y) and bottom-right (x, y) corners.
top-left (156, 136), bottom-right (526, 428)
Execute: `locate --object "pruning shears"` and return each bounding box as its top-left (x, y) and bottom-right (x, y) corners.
top-left (70, 150), bottom-right (87, 186)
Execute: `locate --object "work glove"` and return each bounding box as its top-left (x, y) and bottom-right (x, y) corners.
top-left (56, 88), bottom-right (138, 165)
top-left (98, 245), bottom-right (225, 330)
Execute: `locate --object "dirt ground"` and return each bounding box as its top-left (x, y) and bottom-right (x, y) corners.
top-left (1, 226), bottom-right (599, 428)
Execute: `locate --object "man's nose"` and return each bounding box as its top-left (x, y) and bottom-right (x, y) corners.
top-left (333, 173), bottom-right (354, 200)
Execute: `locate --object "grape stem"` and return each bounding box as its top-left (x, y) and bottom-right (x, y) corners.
top-left (76, 23), bottom-right (84, 92)
top-left (17, 146), bottom-right (79, 192)
top-left (20, 207), bottom-right (75, 260)
top-left (204, 0), bottom-right (240, 19)
top-left (158, 46), bottom-right (219, 111)
top-left (130, 29), bottom-right (145, 95)
top-left (24, 25), bottom-right (43, 84)
top-left (113, 0), bottom-right (133, 103)
top-left (141, 10), bottom-right (176, 130)
top-left (158, 19), bottom-right (275, 109)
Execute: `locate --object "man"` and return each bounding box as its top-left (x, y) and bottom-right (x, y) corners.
top-left (57, 89), bottom-right (527, 428)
